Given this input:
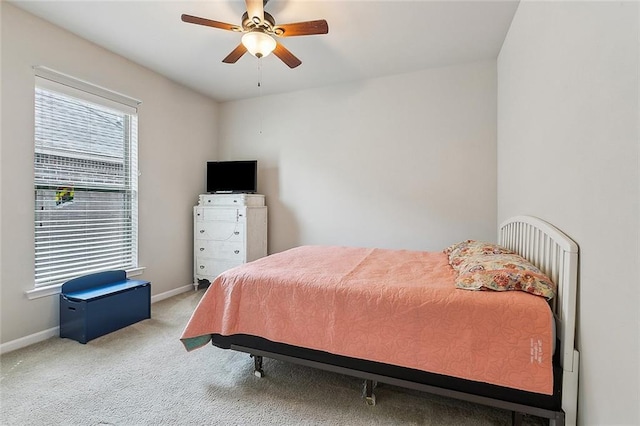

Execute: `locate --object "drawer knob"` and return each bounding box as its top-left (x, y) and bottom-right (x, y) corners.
top-left (200, 230), bottom-right (205, 233)
top-left (199, 248), bottom-right (204, 251)
top-left (234, 250), bottom-right (240, 254)
top-left (234, 231), bottom-right (239, 235)
top-left (233, 200), bottom-right (237, 203)
top-left (199, 265), bottom-right (205, 269)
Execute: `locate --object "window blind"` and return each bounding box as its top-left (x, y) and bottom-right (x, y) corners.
top-left (34, 79), bottom-right (139, 287)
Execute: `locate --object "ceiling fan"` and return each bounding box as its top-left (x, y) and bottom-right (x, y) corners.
top-left (181, 0), bottom-right (329, 69)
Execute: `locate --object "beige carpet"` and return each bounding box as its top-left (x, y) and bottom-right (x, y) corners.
top-left (0, 290), bottom-right (546, 425)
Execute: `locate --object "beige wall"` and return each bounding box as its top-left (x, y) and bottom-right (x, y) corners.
top-left (498, 1), bottom-right (639, 424)
top-left (0, 3), bottom-right (219, 345)
top-left (219, 61), bottom-right (498, 254)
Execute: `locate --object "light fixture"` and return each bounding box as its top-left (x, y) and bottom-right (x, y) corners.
top-left (241, 31), bottom-right (276, 59)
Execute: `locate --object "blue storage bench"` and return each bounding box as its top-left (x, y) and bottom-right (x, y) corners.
top-left (60, 270), bottom-right (150, 344)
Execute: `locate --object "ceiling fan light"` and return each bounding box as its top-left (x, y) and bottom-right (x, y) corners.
top-left (242, 31), bottom-right (276, 58)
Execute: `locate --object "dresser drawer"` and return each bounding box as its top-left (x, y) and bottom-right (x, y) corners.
top-left (199, 194), bottom-right (265, 207)
top-left (195, 221), bottom-right (244, 240)
top-left (195, 258), bottom-right (243, 279)
top-left (196, 240), bottom-right (245, 260)
top-left (195, 207), bottom-right (247, 223)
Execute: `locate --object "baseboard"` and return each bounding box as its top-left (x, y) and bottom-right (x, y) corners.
top-left (0, 326), bottom-right (60, 355)
top-left (1, 283), bottom-right (194, 355)
top-left (150, 284), bottom-right (193, 304)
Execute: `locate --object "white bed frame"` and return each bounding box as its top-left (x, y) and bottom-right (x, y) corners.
top-left (499, 216), bottom-right (579, 426)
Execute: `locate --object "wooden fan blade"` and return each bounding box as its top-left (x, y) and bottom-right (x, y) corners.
top-left (222, 44), bottom-right (248, 64)
top-left (273, 42), bottom-right (302, 69)
top-left (181, 14), bottom-right (240, 32)
top-left (274, 20), bottom-right (329, 37)
top-left (245, 0), bottom-right (264, 24)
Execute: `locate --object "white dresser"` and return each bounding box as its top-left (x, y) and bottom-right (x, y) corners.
top-left (193, 193), bottom-right (267, 290)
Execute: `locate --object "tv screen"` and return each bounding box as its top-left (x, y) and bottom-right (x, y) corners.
top-left (207, 160), bottom-right (257, 193)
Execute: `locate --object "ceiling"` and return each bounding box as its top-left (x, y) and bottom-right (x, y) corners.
top-left (10, 0), bottom-right (519, 102)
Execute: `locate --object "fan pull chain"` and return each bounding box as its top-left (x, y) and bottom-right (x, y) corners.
top-left (257, 58), bottom-right (263, 135)
top-left (257, 57), bottom-right (263, 94)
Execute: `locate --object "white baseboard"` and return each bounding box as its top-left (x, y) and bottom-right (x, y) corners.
top-left (150, 284), bottom-right (193, 304)
top-left (0, 326), bottom-right (60, 355)
top-left (1, 283), bottom-right (194, 355)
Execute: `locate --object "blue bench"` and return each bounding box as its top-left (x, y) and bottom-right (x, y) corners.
top-left (60, 270), bottom-right (150, 344)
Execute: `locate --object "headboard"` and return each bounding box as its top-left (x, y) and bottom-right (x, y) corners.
top-left (499, 216), bottom-right (579, 373)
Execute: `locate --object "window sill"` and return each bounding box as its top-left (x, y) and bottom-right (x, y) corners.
top-left (25, 267), bottom-right (146, 300)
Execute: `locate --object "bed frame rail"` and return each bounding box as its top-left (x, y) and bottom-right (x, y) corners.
top-left (234, 345), bottom-right (566, 424)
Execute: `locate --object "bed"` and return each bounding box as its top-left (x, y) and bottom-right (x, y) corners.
top-left (181, 216), bottom-right (579, 426)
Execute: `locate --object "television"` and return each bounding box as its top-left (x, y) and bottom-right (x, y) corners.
top-left (206, 160), bottom-right (257, 193)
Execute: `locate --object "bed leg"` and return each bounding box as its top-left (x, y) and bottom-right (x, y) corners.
top-left (549, 411), bottom-right (565, 426)
top-left (251, 354), bottom-right (264, 378)
top-left (362, 379), bottom-right (377, 406)
top-left (512, 412), bottom-right (523, 426)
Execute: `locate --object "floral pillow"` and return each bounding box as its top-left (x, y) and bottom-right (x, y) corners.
top-left (444, 240), bottom-right (556, 300)
top-left (445, 240), bottom-right (514, 272)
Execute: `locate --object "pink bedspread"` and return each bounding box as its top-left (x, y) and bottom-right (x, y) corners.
top-left (181, 245), bottom-right (554, 395)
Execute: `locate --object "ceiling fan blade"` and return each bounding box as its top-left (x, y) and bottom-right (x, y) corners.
top-left (273, 42), bottom-right (302, 69)
top-left (274, 20), bottom-right (329, 37)
top-left (245, 0), bottom-right (264, 24)
top-left (181, 14), bottom-right (240, 32)
top-left (222, 44), bottom-right (248, 64)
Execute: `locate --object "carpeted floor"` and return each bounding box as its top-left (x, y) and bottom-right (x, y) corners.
top-left (0, 290), bottom-right (546, 425)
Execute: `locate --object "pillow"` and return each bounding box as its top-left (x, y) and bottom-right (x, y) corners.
top-left (444, 240), bottom-right (514, 271)
top-left (444, 240), bottom-right (557, 300)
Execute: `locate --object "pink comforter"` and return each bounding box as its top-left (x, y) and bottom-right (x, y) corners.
top-left (181, 245), bottom-right (554, 395)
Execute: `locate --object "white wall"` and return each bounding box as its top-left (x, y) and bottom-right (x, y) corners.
top-left (219, 61), bottom-right (498, 254)
top-left (498, 1), bottom-right (639, 424)
top-left (0, 3), bottom-right (219, 345)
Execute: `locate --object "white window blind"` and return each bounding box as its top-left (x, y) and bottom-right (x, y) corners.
top-left (34, 72), bottom-right (139, 287)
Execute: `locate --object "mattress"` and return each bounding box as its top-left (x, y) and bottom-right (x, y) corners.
top-left (181, 245), bottom-right (555, 395)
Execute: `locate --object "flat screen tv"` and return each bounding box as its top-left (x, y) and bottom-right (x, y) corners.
top-left (207, 160), bottom-right (257, 193)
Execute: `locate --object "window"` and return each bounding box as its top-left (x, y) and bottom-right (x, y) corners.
top-left (33, 68), bottom-right (140, 288)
